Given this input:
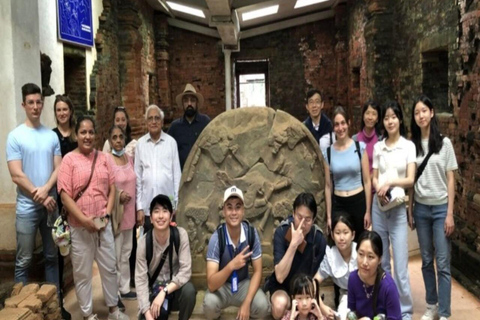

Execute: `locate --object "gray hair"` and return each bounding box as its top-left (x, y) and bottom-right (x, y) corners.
top-left (145, 104), bottom-right (164, 121)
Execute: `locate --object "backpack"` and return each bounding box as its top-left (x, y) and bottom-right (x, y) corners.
top-left (146, 225), bottom-right (180, 288)
top-left (216, 221), bottom-right (255, 265)
top-left (327, 140), bottom-right (363, 192)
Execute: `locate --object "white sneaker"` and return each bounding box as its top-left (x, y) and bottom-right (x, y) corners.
top-left (439, 317), bottom-right (448, 320)
top-left (107, 309), bottom-right (129, 320)
top-left (421, 303), bottom-right (438, 320)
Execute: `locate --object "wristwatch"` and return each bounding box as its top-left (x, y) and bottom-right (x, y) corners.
top-left (163, 286), bottom-right (169, 295)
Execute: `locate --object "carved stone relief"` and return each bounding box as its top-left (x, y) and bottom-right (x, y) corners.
top-left (177, 107), bottom-right (326, 276)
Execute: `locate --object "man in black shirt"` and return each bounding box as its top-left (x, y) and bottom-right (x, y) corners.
top-left (265, 193), bottom-right (327, 319)
top-left (168, 84), bottom-right (210, 170)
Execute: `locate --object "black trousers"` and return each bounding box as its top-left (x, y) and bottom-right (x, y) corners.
top-left (139, 282), bottom-right (197, 320)
top-left (332, 190), bottom-right (367, 244)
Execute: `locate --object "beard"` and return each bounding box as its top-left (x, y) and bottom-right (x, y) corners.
top-left (185, 106), bottom-right (197, 117)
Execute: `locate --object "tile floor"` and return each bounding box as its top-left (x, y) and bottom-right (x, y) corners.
top-left (64, 255), bottom-right (480, 319)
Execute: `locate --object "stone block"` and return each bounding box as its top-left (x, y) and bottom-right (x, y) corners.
top-left (0, 307), bottom-right (33, 319)
top-left (18, 296), bottom-right (43, 313)
top-left (46, 293), bottom-right (58, 304)
top-left (19, 284), bottom-right (40, 296)
top-left (11, 282), bottom-right (24, 296)
top-left (35, 284), bottom-right (56, 303)
top-left (46, 299), bottom-right (59, 312)
top-left (5, 293), bottom-right (30, 308)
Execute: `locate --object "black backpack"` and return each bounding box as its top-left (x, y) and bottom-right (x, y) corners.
top-left (146, 226), bottom-right (180, 288)
top-left (216, 221), bottom-right (255, 265)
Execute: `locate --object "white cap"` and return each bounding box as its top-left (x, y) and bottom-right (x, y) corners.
top-left (223, 186), bottom-right (244, 204)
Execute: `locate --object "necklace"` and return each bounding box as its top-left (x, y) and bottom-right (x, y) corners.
top-left (363, 283), bottom-right (374, 299)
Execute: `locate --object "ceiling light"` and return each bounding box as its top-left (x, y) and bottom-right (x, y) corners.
top-left (166, 1), bottom-right (205, 18)
top-left (294, 0), bottom-right (329, 9)
top-left (242, 5), bottom-right (279, 21)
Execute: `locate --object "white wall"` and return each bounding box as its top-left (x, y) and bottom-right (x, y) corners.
top-left (0, 0), bottom-right (42, 205)
top-left (39, 0), bottom-right (65, 127)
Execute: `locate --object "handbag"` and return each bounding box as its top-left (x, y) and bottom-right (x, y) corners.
top-left (377, 157), bottom-right (406, 211)
top-left (53, 150), bottom-right (98, 253)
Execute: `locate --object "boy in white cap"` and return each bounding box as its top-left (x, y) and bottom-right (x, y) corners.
top-left (203, 186), bottom-right (269, 320)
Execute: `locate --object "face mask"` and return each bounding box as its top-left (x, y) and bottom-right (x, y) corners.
top-left (112, 148), bottom-right (125, 157)
top-left (185, 106), bottom-right (197, 118)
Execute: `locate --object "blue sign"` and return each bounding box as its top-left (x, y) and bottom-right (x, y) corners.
top-left (57, 0), bottom-right (94, 47)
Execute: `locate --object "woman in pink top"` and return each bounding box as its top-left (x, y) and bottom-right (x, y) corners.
top-left (58, 116), bottom-right (128, 320)
top-left (353, 100), bottom-right (382, 173)
top-left (106, 125), bottom-right (137, 306)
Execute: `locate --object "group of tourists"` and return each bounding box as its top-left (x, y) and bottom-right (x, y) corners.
top-left (6, 82), bottom-right (457, 320)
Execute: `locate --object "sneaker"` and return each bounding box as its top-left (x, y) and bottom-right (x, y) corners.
top-left (120, 291), bottom-right (137, 300)
top-left (421, 303), bottom-right (438, 320)
top-left (61, 307), bottom-right (72, 320)
top-left (117, 296), bottom-right (125, 312)
top-left (439, 317), bottom-right (449, 320)
top-left (107, 309), bottom-right (129, 320)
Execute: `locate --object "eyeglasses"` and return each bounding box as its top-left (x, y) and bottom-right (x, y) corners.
top-left (147, 116), bottom-right (162, 123)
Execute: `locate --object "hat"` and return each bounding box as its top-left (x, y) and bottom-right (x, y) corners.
top-left (175, 84), bottom-right (204, 109)
top-left (223, 186), bottom-right (244, 204)
top-left (51, 216), bottom-right (71, 256)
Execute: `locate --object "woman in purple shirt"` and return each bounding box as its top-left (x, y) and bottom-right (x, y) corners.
top-left (348, 231), bottom-right (401, 320)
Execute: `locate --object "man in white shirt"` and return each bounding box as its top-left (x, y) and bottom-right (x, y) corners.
top-left (135, 105), bottom-right (181, 233)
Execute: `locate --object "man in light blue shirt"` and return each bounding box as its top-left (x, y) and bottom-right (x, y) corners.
top-left (6, 83), bottom-right (62, 289)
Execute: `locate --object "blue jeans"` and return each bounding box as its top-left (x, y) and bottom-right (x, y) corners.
top-left (372, 195), bottom-right (413, 320)
top-left (15, 209), bottom-right (59, 289)
top-left (413, 202), bottom-right (451, 318)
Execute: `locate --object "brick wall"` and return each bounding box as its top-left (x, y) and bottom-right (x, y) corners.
top-left (343, 0), bottom-right (480, 293)
top-left (167, 27), bottom-right (225, 123)
top-left (87, 0), bottom-right (480, 294)
top-left (90, 0), bottom-right (156, 144)
top-left (64, 55), bottom-right (87, 114)
top-left (90, 0), bottom-right (121, 146)
top-left (233, 19), bottom-right (337, 121)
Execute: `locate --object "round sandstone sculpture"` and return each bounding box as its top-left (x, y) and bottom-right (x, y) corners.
top-left (177, 107), bottom-right (326, 277)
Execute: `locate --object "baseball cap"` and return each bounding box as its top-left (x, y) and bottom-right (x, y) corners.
top-left (223, 186), bottom-right (244, 204)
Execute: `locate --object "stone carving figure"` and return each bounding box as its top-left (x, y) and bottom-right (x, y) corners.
top-left (177, 107), bottom-right (326, 279)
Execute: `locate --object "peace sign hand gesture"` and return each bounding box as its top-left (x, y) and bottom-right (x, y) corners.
top-left (229, 245), bottom-right (253, 271)
top-left (291, 219), bottom-right (305, 249)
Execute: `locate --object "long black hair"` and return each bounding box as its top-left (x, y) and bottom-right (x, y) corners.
top-left (410, 94), bottom-right (444, 156)
top-left (381, 100), bottom-right (406, 139)
top-left (357, 230), bottom-right (385, 315)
